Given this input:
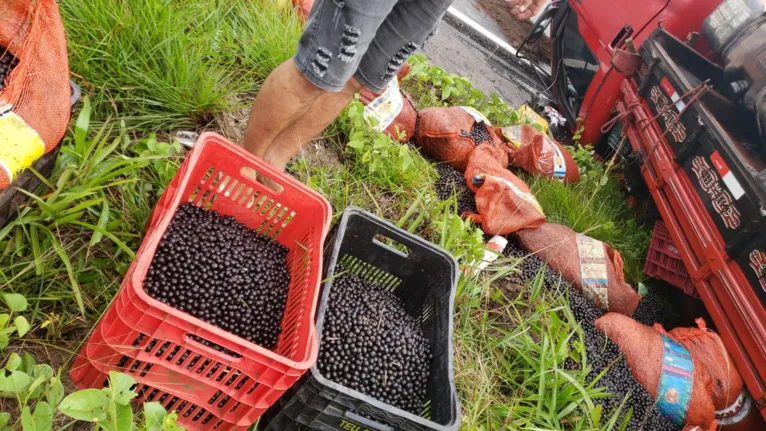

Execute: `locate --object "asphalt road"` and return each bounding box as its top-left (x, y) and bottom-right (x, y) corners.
top-left (418, 11), bottom-right (547, 109)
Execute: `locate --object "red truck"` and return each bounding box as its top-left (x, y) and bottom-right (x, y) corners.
top-left (527, 0), bottom-right (766, 424)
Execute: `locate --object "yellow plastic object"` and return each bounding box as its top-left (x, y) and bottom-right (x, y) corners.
top-left (0, 109), bottom-right (45, 188)
top-left (518, 105), bottom-right (549, 135)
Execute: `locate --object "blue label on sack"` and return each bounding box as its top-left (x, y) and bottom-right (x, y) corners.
top-left (657, 335), bottom-right (694, 426)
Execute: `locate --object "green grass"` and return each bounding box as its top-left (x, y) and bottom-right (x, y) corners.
top-left (526, 173), bottom-right (652, 285)
top-left (452, 267), bottom-right (635, 430)
top-left (0, 100), bottom-right (182, 329)
top-left (60, 0), bottom-right (302, 130)
top-left (1, 5), bottom-right (654, 428)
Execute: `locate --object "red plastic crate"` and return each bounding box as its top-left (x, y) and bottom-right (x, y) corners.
top-left (71, 133), bottom-right (332, 430)
top-left (644, 220), bottom-right (697, 298)
top-left (71, 357), bottom-right (253, 431)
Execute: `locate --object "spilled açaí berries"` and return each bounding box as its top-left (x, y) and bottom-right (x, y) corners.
top-left (433, 160), bottom-right (477, 216)
top-left (143, 204), bottom-right (291, 351)
top-left (317, 270), bottom-right (431, 416)
top-left (460, 121), bottom-right (493, 147)
top-left (0, 46), bottom-right (19, 91)
top-left (505, 236), bottom-right (680, 431)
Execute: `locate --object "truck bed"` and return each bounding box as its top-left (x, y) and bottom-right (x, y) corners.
top-left (617, 28), bottom-right (766, 419)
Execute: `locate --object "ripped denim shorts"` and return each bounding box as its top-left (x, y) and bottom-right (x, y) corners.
top-left (294, 0), bottom-right (454, 93)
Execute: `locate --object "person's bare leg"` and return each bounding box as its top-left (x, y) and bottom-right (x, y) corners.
top-left (261, 78), bottom-right (362, 171)
top-left (243, 60), bottom-right (326, 159)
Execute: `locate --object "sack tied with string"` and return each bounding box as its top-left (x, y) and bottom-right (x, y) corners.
top-left (499, 124), bottom-right (580, 184)
top-left (596, 313), bottom-right (719, 431)
top-left (359, 64), bottom-right (418, 143)
top-left (513, 223), bottom-right (641, 315)
top-left (415, 106), bottom-right (503, 172)
top-left (462, 144), bottom-right (546, 235)
top-left (655, 319), bottom-right (744, 415)
top-left (0, 0), bottom-right (70, 190)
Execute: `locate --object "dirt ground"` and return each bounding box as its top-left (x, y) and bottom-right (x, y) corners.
top-left (473, 0), bottom-right (552, 64)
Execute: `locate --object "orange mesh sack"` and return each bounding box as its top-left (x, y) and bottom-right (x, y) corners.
top-left (415, 106), bottom-right (502, 172)
top-left (655, 319), bottom-right (744, 413)
top-left (360, 65), bottom-right (417, 143)
top-left (596, 313), bottom-right (718, 431)
top-left (0, 0), bottom-right (70, 190)
top-left (462, 144), bottom-right (546, 235)
top-left (513, 223), bottom-right (641, 315)
top-left (500, 124), bottom-right (580, 184)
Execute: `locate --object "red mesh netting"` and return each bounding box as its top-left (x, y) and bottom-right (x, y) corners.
top-left (0, 0), bottom-right (70, 188)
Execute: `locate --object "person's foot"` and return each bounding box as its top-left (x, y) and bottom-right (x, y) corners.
top-left (241, 165), bottom-right (285, 193)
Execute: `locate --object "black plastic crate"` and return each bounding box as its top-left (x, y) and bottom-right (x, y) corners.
top-left (258, 207), bottom-right (461, 431)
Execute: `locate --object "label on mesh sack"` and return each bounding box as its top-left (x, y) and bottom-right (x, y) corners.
top-left (459, 106), bottom-right (492, 126)
top-left (489, 174), bottom-right (545, 215)
top-left (363, 79), bottom-right (404, 132)
top-left (539, 136), bottom-right (567, 182)
top-left (0, 108), bottom-right (45, 183)
top-left (501, 125), bottom-right (523, 148)
top-left (519, 105), bottom-right (549, 134)
top-left (657, 335), bottom-right (694, 426)
top-left (576, 234), bottom-right (610, 310)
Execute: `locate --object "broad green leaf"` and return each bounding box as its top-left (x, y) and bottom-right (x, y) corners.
top-left (638, 282), bottom-right (649, 297)
top-left (46, 377), bottom-right (64, 407)
top-left (161, 412), bottom-right (184, 431)
top-left (33, 364), bottom-right (53, 380)
top-left (162, 413), bottom-right (184, 431)
top-left (3, 294), bottom-right (27, 312)
top-left (143, 402), bottom-right (167, 431)
top-left (21, 406), bottom-right (33, 431)
top-left (0, 370), bottom-right (32, 393)
top-left (58, 389), bottom-right (108, 422)
top-left (28, 374), bottom-right (47, 399)
top-left (5, 352), bottom-right (21, 371)
top-left (0, 314), bottom-right (9, 327)
top-left (15, 316), bottom-right (30, 337)
top-left (33, 402), bottom-right (53, 431)
top-left (107, 372), bottom-right (137, 405)
top-left (100, 403), bottom-right (132, 431)
top-left (347, 140), bottom-right (364, 150)
top-left (22, 353), bottom-right (35, 374)
top-left (0, 412), bottom-right (9, 426)
top-left (21, 402), bottom-right (53, 431)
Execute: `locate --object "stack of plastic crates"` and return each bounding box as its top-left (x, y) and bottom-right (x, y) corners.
top-left (644, 221), bottom-right (697, 297)
top-left (71, 133), bottom-right (332, 430)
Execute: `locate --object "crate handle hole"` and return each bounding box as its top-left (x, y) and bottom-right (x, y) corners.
top-left (373, 234), bottom-right (410, 257)
top-left (240, 166), bottom-right (284, 194)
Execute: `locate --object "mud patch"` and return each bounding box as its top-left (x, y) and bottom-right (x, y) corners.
top-left (215, 105), bottom-right (252, 144)
top-left (472, 0), bottom-right (551, 64)
top-left (288, 138), bottom-right (345, 176)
